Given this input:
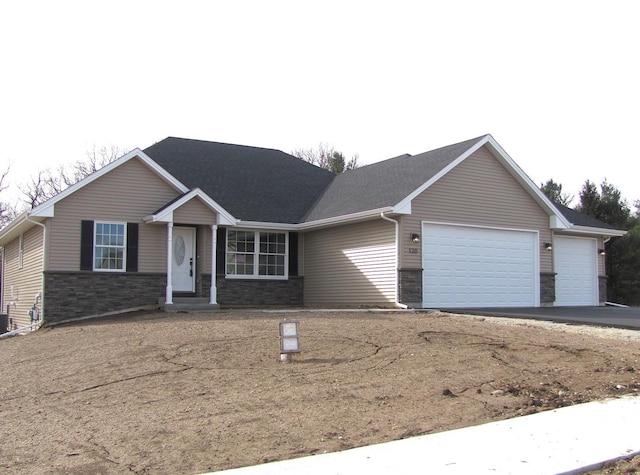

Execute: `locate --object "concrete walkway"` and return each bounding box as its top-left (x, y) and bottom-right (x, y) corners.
top-left (208, 395), bottom-right (640, 475)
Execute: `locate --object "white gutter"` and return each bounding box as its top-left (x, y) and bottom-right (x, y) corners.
top-left (24, 214), bottom-right (46, 328)
top-left (230, 207), bottom-right (398, 232)
top-left (233, 221), bottom-right (298, 231)
top-left (563, 225), bottom-right (627, 237)
top-left (299, 207), bottom-right (396, 231)
top-left (380, 212), bottom-right (408, 309)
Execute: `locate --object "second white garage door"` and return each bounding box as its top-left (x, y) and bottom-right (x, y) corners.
top-left (422, 223), bottom-right (539, 308)
top-left (554, 236), bottom-right (598, 306)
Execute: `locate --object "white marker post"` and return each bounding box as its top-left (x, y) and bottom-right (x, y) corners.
top-left (279, 320), bottom-right (301, 362)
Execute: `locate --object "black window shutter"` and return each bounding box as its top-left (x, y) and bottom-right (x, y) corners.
top-left (216, 227), bottom-right (226, 275)
top-left (288, 232), bottom-right (299, 277)
top-left (80, 220), bottom-right (94, 271)
top-left (126, 223), bottom-right (139, 272)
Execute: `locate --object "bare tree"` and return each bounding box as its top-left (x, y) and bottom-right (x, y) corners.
top-left (0, 166), bottom-right (18, 228)
top-left (20, 146), bottom-right (127, 208)
top-left (292, 143), bottom-right (360, 173)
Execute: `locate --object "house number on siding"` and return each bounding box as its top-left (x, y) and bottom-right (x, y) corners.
top-left (408, 247), bottom-right (419, 254)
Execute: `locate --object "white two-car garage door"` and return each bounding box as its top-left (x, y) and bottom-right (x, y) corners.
top-left (553, 236), bottom-right (598, 306)
top-left (422, 223), bottom-right (539, 308)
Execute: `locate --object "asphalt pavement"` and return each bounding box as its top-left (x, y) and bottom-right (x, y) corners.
top-left (445, 306), bottom-right (640, 330)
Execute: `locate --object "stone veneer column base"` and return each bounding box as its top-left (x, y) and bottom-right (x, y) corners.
top-left (540, 272), bottom-right (556, 306)
top-left (598, 275), bottom-right (607, 305)
top-left (398, 268), bottom-right (422, 308)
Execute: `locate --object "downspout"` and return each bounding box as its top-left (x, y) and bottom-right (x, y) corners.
top-left (380, 212), bottom-right (409, 309)
top-left (24, 214), bottom-right (47, 329)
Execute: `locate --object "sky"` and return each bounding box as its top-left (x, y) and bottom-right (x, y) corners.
top-left (1, 0), bottom-right (638, 209)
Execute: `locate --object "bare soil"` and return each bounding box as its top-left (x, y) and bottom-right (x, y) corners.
top-left (1, 310), bottom-right (639, 474)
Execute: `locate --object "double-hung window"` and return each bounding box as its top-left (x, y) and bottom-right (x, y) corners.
top-left (226, 230), bottom-right (287, 278)
top-left (94, 222), bottom-right (126, 271)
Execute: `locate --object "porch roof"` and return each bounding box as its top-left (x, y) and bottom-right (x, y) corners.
top-left (143, 188), bottom-right (236, 225)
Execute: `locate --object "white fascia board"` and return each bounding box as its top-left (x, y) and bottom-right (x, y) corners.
top-left (233, 221), bottom-right (298, 231)
top-left (298, 207), bottom-right (395, 231)
top-left (550, 215), bottom-right (566, 230)
top-left (30, 149), bottom-right (190, 218)
top-left (240, 206), bottom-right (403, 231)
top-left (144, 188), bottom-right (237, 226)
top-left (559, 225), bottom-right (627, 237)
top-left (239, 206), bottom-right (398, 231)
top-left (144, 211), bottom-right (174, 223)
top-left (392, 200), bottom-right (412, 215)
top-left (392, 135), bottom-right (490, 214)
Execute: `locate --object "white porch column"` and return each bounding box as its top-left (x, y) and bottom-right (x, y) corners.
top-left (210, 224), bottom-right (218, 304)
top-left (165, 223), bottom-right (173, 304)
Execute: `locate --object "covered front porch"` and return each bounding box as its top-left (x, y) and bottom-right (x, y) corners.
top-left (143, 188), bottom-right (236, 311)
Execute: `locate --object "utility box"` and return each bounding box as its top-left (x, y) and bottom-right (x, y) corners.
top-left (0, 313), bottom-right (8, 334)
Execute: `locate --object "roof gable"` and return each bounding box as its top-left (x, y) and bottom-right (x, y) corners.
top-left (144, 188), bottom-right (236, 225)
top-left (303, 136), bottom-right (488, 222)
top-left (29, 149), bottom-right (188, 218)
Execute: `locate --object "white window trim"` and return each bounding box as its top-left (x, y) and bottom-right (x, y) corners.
top-left (93, 221), bottom-right (127, 272)
top-left (225, 229), bottom-right (289, 280)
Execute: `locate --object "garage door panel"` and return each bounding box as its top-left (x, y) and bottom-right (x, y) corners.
top-left (554, 236), bottom-right (597, 306)
top-left (423, 223), bottom-right (538, 308)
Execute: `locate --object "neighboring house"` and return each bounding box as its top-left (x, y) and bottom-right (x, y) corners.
top-left (0, 134), bottom-right (626, 327)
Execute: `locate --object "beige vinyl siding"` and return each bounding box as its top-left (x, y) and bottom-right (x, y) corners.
top-left (400, 146), bottom-right (552, 273)
top-left (304, 219), bottom-right (396, 305)
top-left (2, 226), bottom-right (44, 328)
top-left (196, 225), bottom-right (213, 274)
top-left (174, 199), bottom-right (217, 225)
top-left (597, 235), bottom-right (605, 275)
top-left (47, 158), bottom-right (180, 272)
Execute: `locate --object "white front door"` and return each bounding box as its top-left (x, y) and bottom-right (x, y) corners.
top-left (172, 227), bottom-right (196, 292)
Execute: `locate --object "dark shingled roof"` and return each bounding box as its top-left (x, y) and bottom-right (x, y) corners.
top-left (553, 202), bottom-right (617, 230)
top-left (143, 135), bottom-right (616, 231)
top-left (144, 137), bottom-right (335, 224)
top-left (303, 135), bottom-right (488, 221)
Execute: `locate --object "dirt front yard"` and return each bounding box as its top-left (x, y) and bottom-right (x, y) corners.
top-left (1, 310), bottom-right (639, 474)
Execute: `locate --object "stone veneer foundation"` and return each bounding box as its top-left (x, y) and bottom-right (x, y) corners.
top-left (44, 272), bottom-right (304, 323)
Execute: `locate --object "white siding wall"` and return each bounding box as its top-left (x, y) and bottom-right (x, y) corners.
top-left (303, 219), bottom-right (396, 305)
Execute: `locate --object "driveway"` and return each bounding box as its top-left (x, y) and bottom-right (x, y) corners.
top-left (446, 306), bottom-right (640, 330)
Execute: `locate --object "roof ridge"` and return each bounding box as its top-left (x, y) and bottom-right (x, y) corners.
top-left (155, 136), bottom-right (287, 155)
